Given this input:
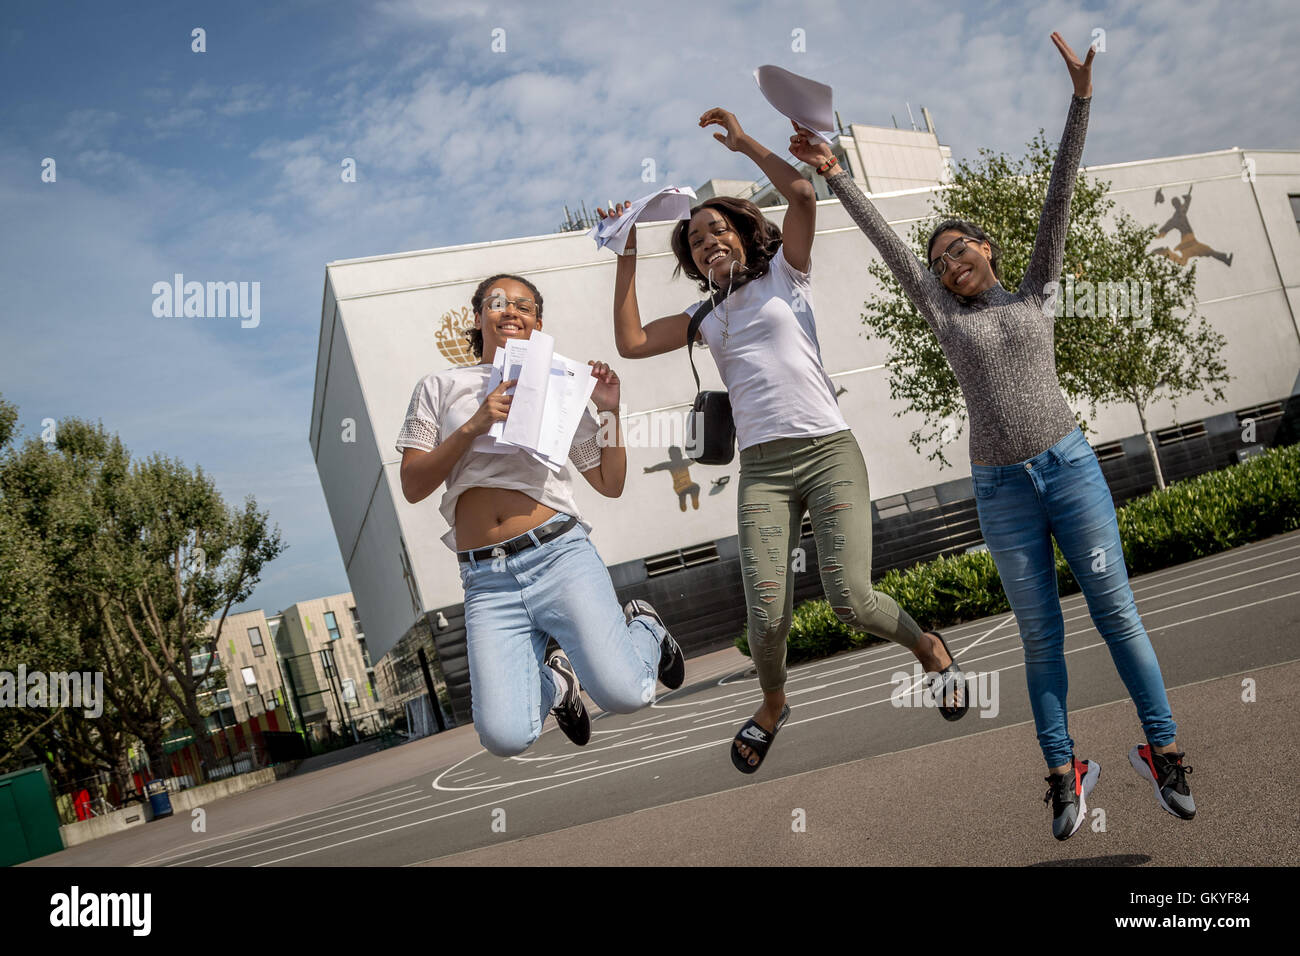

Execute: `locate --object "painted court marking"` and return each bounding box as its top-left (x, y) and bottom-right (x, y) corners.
top-left (145, 533), bottom-right (1300, 867)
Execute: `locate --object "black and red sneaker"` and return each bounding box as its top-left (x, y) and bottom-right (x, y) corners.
top-left (1043, 756), bottom-right (1100, 841)
top-left (1130, 745), bottom-right (1195, 819)
top-left (546, 654), bottom-right (590, 747)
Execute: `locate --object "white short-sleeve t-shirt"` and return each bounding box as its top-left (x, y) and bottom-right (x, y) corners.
top-left (684, 245), bottom-right (847, 451)
top-left (395, 364), bottom-right (604, 551)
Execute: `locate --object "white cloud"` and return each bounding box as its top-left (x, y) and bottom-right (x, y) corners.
top-left (5, 0), bottom-right (1297, 619)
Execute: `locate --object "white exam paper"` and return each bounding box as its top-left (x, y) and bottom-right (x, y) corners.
top-left (754, 65), bottom-right (836, 145)
top-left (588, 185), bottom-right (698, 255)
top-left (472, 335), bottom-right (598, 471)
top-left (471, 348), bottom-right (513, 454)
top-left (537, 357), bottom-right (599, 467)
top-left (500, 333), bottom-right (553, 451)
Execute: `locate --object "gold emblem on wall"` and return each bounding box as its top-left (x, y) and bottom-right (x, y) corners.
top-left (436, 306), bottom-right (478, 367)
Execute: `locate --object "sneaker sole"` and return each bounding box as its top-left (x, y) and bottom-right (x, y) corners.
top-left (1129, 746), bottom-right (1194, 820)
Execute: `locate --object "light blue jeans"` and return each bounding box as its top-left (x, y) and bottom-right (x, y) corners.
top-left (971, 427), bottom-right (1178, 768)
top-left (458, 513), bottom-right (666, 757)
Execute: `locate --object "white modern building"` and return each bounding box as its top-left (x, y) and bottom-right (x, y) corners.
top-left (311, 115), bottom-right (1300, 723)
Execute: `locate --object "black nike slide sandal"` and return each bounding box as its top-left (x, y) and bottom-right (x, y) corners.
top-left (926, 630), bottom-right (968, 722)
top-left (730, 703), bottom-right (791, 774)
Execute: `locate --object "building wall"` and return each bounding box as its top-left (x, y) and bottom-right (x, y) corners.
top-left (201, 609), bottom-right (286, 720)
top-left (314, 146), bottom-right (1300, 666)
top-left (275, 593), bottom-right (384, 735)
top-left (844, 122), bottom-right (952, 193)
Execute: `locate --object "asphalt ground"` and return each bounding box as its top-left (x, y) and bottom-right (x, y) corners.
top-left (24, 530), bottom-right (1300, 868)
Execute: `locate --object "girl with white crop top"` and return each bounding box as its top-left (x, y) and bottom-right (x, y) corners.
top-left (598, 109), bottom-right (968, 775)
top-left (397, 274), bottom-right (685, 757)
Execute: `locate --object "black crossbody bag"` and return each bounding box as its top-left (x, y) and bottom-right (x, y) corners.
top-left (684, 292), bottom-right (736, 465)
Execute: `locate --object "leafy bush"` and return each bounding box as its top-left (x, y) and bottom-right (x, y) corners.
top-left (735, 443), bottom-right (1300, 661)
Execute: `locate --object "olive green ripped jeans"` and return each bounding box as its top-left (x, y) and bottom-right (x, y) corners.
top-left (737, 429), bottom-right (925, 691)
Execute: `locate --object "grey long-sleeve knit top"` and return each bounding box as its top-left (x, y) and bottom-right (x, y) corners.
top-left (827, 94), bottom-right (1091, 465)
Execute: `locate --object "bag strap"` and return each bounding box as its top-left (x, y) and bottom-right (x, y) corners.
top-left (685, 287), bottom-right (730, 393)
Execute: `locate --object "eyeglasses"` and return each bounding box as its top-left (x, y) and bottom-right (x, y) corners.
top-left (929, 236), bottom-right (983, 278)
top-left (483, 293), bottom-right (538, 317)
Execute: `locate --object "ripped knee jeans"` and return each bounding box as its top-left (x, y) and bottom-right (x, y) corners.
top-left (737, 429), bottom-right (925, 692)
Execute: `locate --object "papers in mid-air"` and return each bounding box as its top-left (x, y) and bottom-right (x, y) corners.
top-left (753, 65), bottom-right (836, 145)
top-left (471, 331), bottom-right (598, 472)
top-left (587, 185), bottom-right (698, 255)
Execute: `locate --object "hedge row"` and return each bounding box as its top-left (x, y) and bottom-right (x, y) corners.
top-left (735, 442), bottom-right (1300, 662)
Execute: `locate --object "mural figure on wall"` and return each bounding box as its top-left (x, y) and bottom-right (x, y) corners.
top-left (1151, 184), bottom-right (1233, 267)
top-left (643, 446), bottom-right (701, 511)
top-left (436, 306), bottom-right (480, 367)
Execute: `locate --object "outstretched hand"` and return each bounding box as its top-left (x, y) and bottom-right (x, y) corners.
top-left (700, 108), bottom-right (750, 152)
top-left (1052, 31), bottom-right (1095, 98)
top-left (588, 360), bottom-right (621, 412)
top-left (788, 120), bottom-right (835, 169)
top-left (595, 200), bottom-right (636, 251)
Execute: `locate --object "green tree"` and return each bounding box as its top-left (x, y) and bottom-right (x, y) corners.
top-left (0, 411), bottom-right (180, 795)
top-left (86, 447), bottom-right (285, 780)
top-left (0, 400), bottom-right (285, 785)
top-left (862, 131), bottom-right (1229, 487)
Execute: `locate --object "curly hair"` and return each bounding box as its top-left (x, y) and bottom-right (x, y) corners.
top-left (465, 273), bottom-right (544, 359)
top-left (670, 197), bottom-right (783, 294)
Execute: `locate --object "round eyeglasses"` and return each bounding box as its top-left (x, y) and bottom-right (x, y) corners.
top-left (929, 236), bottom-right (982, 278)
top-left (484, 293), bottom-right (537, 317)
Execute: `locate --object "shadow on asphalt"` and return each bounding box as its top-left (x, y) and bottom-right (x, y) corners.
top-left (1030, 854), bottom-right (1152, 867)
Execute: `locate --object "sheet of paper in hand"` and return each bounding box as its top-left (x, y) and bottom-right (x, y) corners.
top-left (472, 332), bottom-right (597, 472)
top-left (587, 185), bottom-right (698, 255)
top-left (753, 65), bottom-right (835, 145)
top-left (471, 346), bottom-right (517, 454)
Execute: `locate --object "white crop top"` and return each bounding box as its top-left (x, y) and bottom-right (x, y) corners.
top-left (684, 245), bottom-right (847, 451)
top-left (396, 364), bottom-right (604, 550)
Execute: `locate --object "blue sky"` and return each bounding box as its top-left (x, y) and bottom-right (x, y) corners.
top-left (2, 0), bottom-right (1297, 620)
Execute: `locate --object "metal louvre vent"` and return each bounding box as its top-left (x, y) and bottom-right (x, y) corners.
top-left (1235, 402), bottom-right (1283, 425)
top-left (1155, 421), bottom-right (1207, 446)
top-left (644, 542), bottom-right (721, 578)
top-left (1093, 441), bottom-right (1125, 462)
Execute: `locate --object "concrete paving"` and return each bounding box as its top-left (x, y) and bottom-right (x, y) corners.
top-left (24, 529), bottom-right (1300, 868)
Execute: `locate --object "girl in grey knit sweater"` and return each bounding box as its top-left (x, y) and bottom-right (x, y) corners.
top-left (791, 32), bottom-right (1194, 840)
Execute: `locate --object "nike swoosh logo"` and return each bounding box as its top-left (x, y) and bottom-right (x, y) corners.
top-left (740, 727), bottom-right (768, 743)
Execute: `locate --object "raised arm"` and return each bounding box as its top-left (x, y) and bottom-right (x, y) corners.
top-left (789, 126), bottom-right (944, 321)
top-left (701, 109), bottom-right (816, 272)
top-left (578, 360), bottom-right (627, 497)
top-left (1021, 32), bottom-right (1095, 295)
top-left (597, 203), bottom-right (695, 359)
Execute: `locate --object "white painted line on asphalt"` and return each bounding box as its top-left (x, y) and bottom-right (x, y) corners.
top-left (161, 792), bottom-right (438, 866)
top-left (641, 735), bottom-right (690, 750)
top-left (180, 540), bottom-right (1298, 868)
top-left (256, 739), bottom-right (733, 866)
top-left (550, 760), bottom-right (600, 775)
top-left (132, 784), bottom-right (430, 866)
top-left (189, 584), bottom-right (1300, 869)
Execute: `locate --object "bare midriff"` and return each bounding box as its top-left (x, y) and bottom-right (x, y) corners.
top-left (455, 487), bottom-right (558, 551)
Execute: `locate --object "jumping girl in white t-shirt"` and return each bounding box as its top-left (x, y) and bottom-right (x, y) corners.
top-left (598, 109), bottom-right (968, 774)
top-left (397, 274), bottom-right (684, 758)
